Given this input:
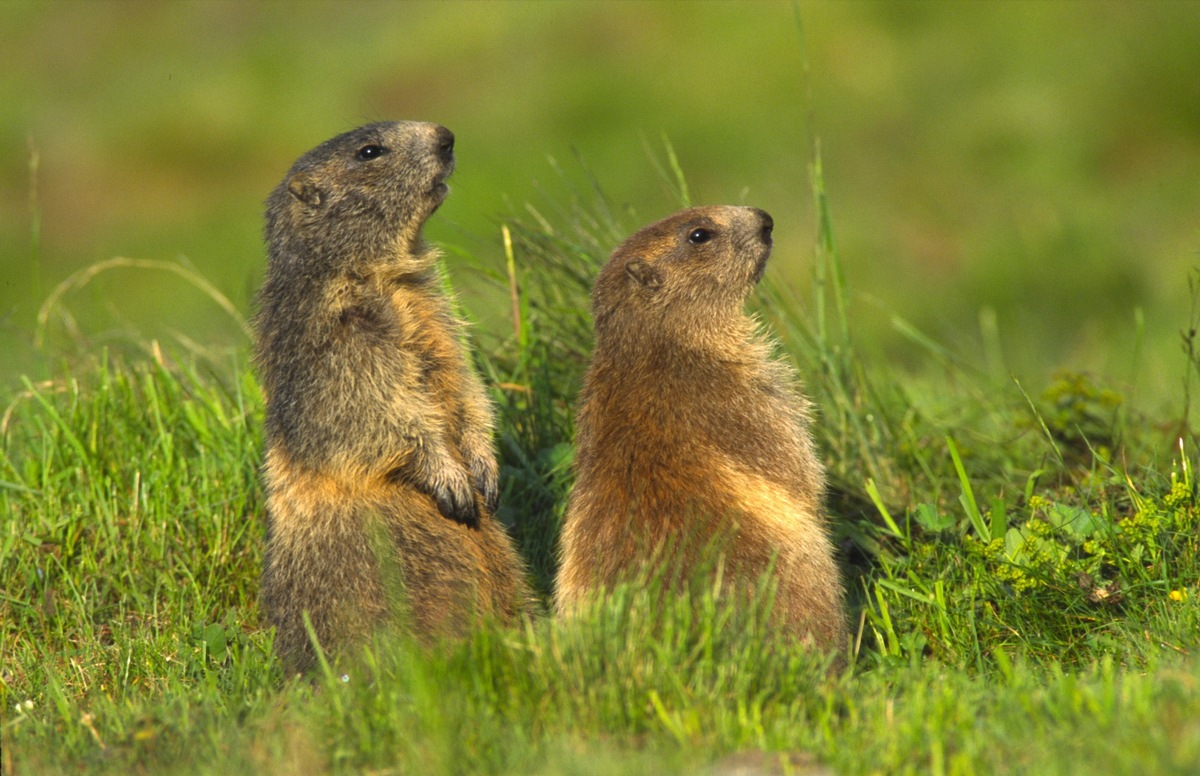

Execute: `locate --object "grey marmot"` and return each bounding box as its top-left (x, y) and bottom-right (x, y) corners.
top-left (254, 121), bottom-right (532, 675)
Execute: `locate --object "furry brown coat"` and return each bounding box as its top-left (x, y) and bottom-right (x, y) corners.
top-left (556, 206), bottom-right (846, 651)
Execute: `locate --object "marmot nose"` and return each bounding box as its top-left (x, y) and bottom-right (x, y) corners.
top-left (754, 209), bottom-right (774, 244)
top-left (434, 126), bottom-right (455, 162)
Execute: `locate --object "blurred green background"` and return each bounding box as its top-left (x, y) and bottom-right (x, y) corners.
top-left (3, 0), bottom-right (1198, 408)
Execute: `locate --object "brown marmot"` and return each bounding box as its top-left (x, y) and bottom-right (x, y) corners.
top-left (555, 205), bottom-right (847, 652)
top-left (254, 121), bottom-right (532, 675)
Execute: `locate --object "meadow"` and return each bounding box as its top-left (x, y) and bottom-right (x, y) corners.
top-left (4, 2), bottom-right (1200, 774)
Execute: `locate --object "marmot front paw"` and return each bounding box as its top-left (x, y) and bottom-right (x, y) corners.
top-left (470, 455), bottom-right (500, 515)
top-left (431, 471), bottom-right (480, 527)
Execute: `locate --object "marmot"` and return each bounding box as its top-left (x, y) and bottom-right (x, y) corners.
top-left (254, 121), bottom-right (532, 675)
top-left (555, 206), bottom-right (847, 651)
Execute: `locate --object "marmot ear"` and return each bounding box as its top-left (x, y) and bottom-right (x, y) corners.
top-left (625, 259), bottom-right (662, 290)
top-left (287, 173), bottom-right (324, 207)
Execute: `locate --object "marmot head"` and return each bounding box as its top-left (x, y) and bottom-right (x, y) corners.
top-left (265, 121), bottom-right (455, 270)
top-left (591, 206), bottom-right (774, 340)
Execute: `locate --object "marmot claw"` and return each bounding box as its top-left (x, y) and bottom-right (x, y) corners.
top-left (471, 458), bottom-right (501, 515)
top-left (433, 477), bottom-right (480, 527)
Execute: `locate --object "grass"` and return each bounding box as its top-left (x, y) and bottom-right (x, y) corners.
top-left (3, 137), bottom-right (1200, 775)
top-left (5, 9), bottom-right (1200, 767)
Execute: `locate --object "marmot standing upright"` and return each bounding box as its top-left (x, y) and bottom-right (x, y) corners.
top-left (254, 121), bottom-right (531, 675)
top-left (555, 205), bottom-right (847, 651)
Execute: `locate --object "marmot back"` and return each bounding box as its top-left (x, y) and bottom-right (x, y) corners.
top-left (555, 205), bottom-right (847, 652)
top-left (254, 121), bottom-right (532, 675)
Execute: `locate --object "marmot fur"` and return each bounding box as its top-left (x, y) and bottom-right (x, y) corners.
top-left (254, 121), bottom-right (531, 675)
top-left (556, 205), bottom-right (846, 651)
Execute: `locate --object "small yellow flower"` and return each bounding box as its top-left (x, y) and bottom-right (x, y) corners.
top-left (1169, 589), bottom-right (1187, 602)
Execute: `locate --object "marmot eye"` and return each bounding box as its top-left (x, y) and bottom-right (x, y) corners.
top-left (356, 144), bottom-right (389, 161)
top-left (687, 228), bottom-right (713, 245)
